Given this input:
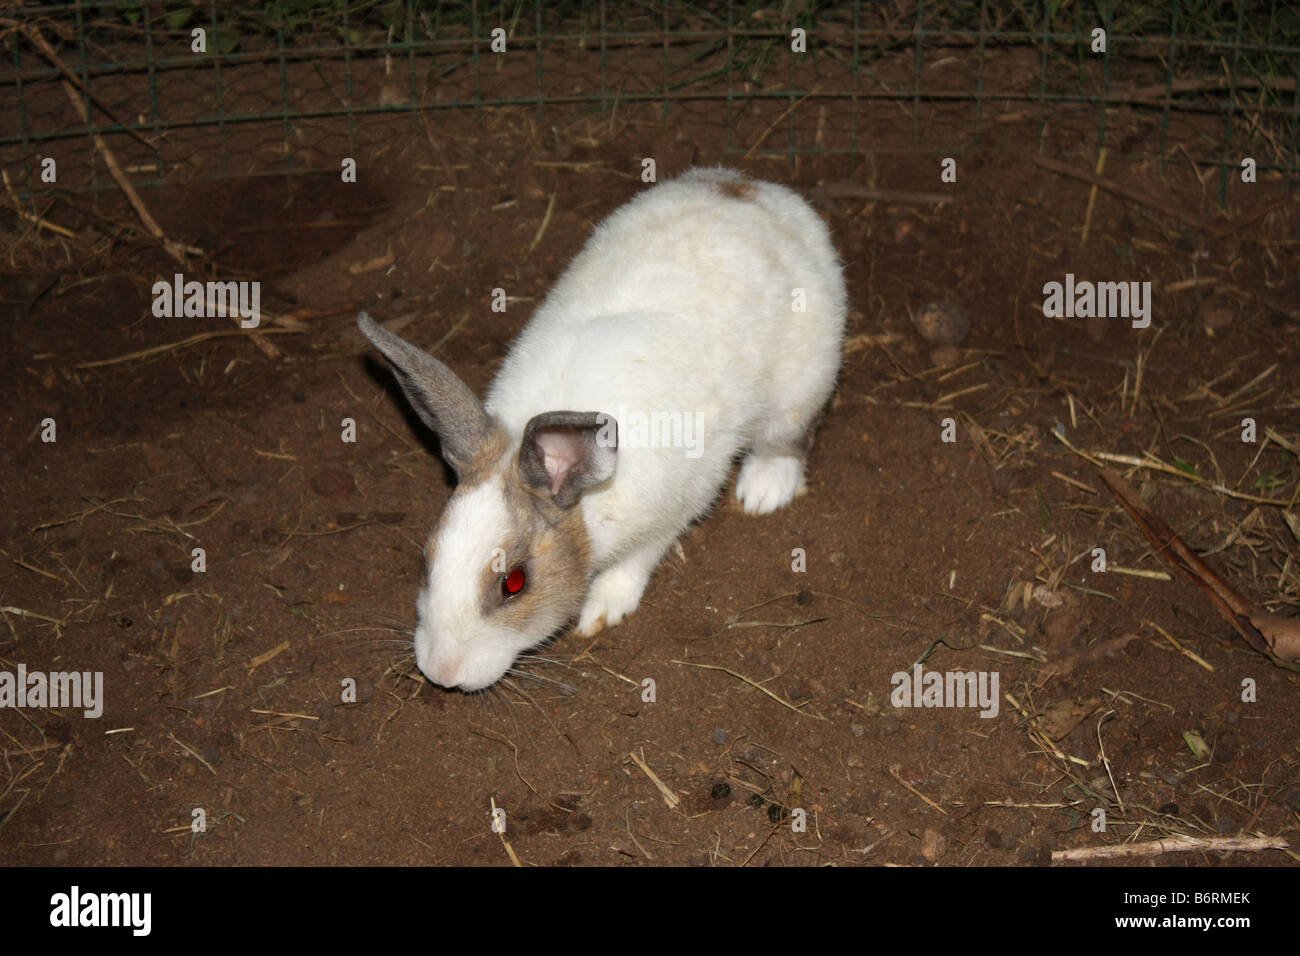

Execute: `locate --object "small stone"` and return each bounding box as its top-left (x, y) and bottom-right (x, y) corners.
top-left (710, 781), bottom-right (731, 800)
top-left (140, 443), bottom-right (169, 473)
top-left (898, 765), bottom-right (925, 786)
top-left (711, 727), bottom-right (728, 745)
top-left (850, 723), bottom-right (865, 738)
top-left (1086, 775), bottom-right (1117, 800)
top-left (796, 588), bottom-right (813, 606)
top-left (920, 828), bottom-right (948, 862)
top-left (929, 345), bottom-right (962, 367)
top-left (912, 300), bottom-right (971, 346)
top-left (767, 804), bottom-right (789, 824)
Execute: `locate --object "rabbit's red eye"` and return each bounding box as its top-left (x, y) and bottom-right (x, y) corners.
top-left (503, 567), bottom-right (526, 597)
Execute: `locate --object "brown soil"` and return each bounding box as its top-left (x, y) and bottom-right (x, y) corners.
top-left (2, 42), bottom-right (1298, 868)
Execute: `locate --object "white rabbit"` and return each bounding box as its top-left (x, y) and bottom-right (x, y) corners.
top-left (358, 167), bottom-right (846, 691)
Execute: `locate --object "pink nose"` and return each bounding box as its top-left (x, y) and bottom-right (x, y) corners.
top-left (425, 655), bottom-right (461, 688)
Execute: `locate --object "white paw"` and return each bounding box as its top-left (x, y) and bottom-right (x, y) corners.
top-left (576, 566), bottom-right (647, 636)
top-left (735, 454), bottom-right (805, 515)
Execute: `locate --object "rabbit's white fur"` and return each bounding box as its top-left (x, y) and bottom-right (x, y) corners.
top-left (370, 168), bottom-right (846, 690)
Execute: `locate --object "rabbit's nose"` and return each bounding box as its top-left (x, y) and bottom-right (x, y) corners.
top-left (428, 658), bottom-right (461, 688)
top-left (418, 644), bottom-right (463, 688)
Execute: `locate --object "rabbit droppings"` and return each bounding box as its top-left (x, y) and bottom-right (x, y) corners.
top-left (359, 167), bottom-right (846, 690)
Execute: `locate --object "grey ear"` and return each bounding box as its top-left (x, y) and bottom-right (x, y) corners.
top-left (357, 312), bottom-right (493, 473)
top-left (518, 411), bottom-right (617, 509)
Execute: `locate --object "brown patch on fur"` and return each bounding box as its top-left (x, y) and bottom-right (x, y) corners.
top-left (456, 422), bottom-right (511, 489)
top-left (710, 176), bottom-right (758, 201)
top-left (474, 464), bottom-right (593, 632)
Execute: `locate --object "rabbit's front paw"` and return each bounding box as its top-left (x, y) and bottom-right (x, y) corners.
top-left (577, 565), bottom-right (648, 636)
top-left (735, 453), bottom-right (805, 515)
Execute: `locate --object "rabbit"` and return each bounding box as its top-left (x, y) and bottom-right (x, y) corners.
top-left (358, 166), bottom-right (846, 691)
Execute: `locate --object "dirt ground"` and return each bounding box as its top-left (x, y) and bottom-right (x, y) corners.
top-left (2, 39), bottom-right (1298, 868)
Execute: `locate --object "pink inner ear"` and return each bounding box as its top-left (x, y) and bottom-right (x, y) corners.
top-left (535, 430), bottom-right (580, 496)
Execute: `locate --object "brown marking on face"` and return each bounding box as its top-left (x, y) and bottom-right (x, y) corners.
top-left (710, 176), bottom-right (757, 201)
top-left (461, 459), bottom-right (593, 633)
top-left (455, 421), bottom-right (511, 489)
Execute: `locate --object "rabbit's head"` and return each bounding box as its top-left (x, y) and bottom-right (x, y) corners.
top-left (358, 313), bottom-right (616, 690)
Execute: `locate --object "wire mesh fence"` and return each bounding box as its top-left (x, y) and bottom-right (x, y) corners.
top-left (2, 1), bottom-right (1298, 203)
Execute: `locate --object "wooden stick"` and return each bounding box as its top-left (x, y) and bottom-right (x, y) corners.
top-left (1080, 147), bottom-right (1107, 246)
top-left (1032, 154), bottom-right (1210, 233)
top-left (25, 26), bottom-right (181, 261)
top-left (0, 176), bottom-right (78, 238)
top-left (1034, 153), bottom-right (1292, 239)
top-left (1098, 469), bottom-right (1300, 662)
top-left (887, 764), bottom-right (949, 816)
top-left (5, 18), bottom-right (154, 151)
top-left (20, 23), bottom-right (282, 360)
top-left (1053, 834), bottom-right (1287, 862)
top-left (1112, 76), bottom-right (1297, 101)
top-left (74, 328), bottom-right (299, 370)
top-left (671, 659), bottom-right (827, 720)
top-left (744, 86), bottom-right (820, 160)
top-left (820, 182), bottom-right (954, 205)
top-left (626, 750), bottom-right (680, 809)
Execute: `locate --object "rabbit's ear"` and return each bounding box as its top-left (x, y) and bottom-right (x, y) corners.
top-left (517, 411), bottom-right (617, 509)
top-left (358, 313), bottom-right (494, 474)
